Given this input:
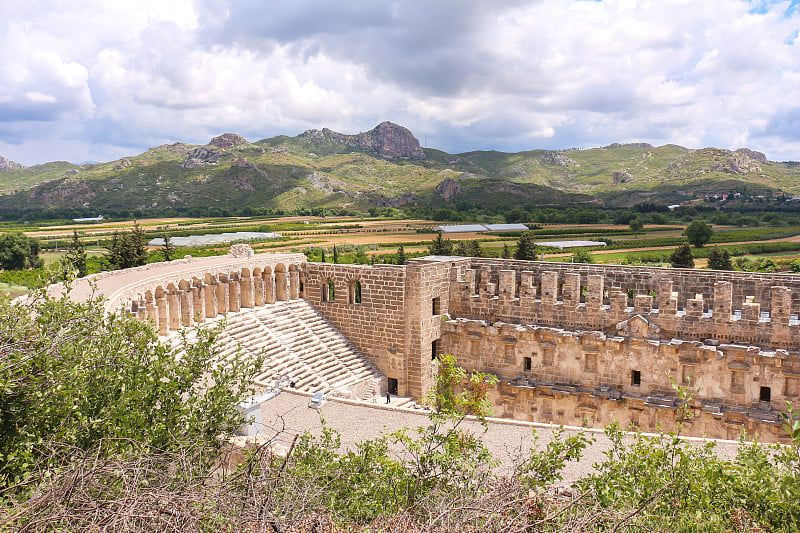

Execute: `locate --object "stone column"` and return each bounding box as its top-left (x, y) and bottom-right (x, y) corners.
top-left (192, 283), bottom-right (205, 322)
top-left (228, 275), bottom-right (241, 312)
top-left (156, 293), bottom-right (168, 336)
top-left (168, 291), bottom-right (181, 331)
top-left (254, 274), bottom-right (265, 306)
top-left (205, 282), bottom-right (218, 318)
top-left (264, 272), bottom-right (276, 304)
top-left (145, 294), bottom-right (158, 326)
top-left (275, 270), bottom-right (288, 301)
top-left (240, 274), bottom-right (254, 308)
top-left (180, 290), bottom-right (194, 327)
top-left (216, 280), bottom-right (229, 314)
top-left (290, 269), bottom-right (300, 299)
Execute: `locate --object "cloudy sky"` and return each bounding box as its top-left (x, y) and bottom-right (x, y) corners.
top-left (1, 0), bottom-right (798, 165)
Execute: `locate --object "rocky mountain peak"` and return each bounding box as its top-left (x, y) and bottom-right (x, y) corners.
top-left (735, 148), bottom-right (768, 164)
top-left (209, 133), bottom-right (247, 149)
top-left (0, 155), bottom-right (24, 172)
top-left (301, 121), bottom-right (425, 160)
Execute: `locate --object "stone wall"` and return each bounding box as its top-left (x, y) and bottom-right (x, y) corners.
top-left (439, 317), bottom-right (789, 441)
top-left (105, 253), bottom-right (800, 441)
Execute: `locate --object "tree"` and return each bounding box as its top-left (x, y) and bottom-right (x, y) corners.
top-left (514, 231), bottom-right (538, 261)
top-left (63, 229), bottom-right (87, 277)
top-left (685, 220), bottom-right (713, 247)
top-left (106, 222), bottom-right (148, 269)
top-left (500, 243), bottom-right (511, 258)
top-left (160, 226), bottom-right (175, 261)
top-left (571, 248), bottom-right (594, 264)
top-left (428, 232), bottom-right (453, 255)
top-left (0, 290), bottom-right (259, 485)
top-left (629, 217), bottom-right (644, 232)
top-left (454, 239), bottom-right (482, 257)
top-left (669, 243), bottom-right (695, 268)
top-left (333, 245), bottom-right (339, 264)
top-left (0, 231), bottom-right (43, 270)
top-left (706, 248), bottom-right (732, 270)
top-left (395, 245), bottom-right (406, 265)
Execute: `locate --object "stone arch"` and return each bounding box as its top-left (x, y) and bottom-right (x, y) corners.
top-left (144, 289), bottom-right (154, 302)
top-left (241, 267), bottom-right (251, 278)
top-left (167, 282), bottom-right (177, 292)
top-left (205, 273), bottom-right (217, 284)
top-left (178, 279), bottom-right (191, 291)
top-left (155, 286), bottom-right (165, 298)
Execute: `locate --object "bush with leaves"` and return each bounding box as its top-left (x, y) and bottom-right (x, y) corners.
top-left (0, 288), bottom-right (260, 487)
top-left (0, 231), bottom-right (43, 271)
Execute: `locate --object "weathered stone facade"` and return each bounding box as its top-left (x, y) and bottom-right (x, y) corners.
top-left (113, 253), bottom-right (800, 442)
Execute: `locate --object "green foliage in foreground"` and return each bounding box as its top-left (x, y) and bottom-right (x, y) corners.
top-left (4, 313), bottom-right (800, 530)
top-left (0, 290), bottom-right (260, 487)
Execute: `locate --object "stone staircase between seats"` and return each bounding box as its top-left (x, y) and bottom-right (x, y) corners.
top-left (168, 299), bottom-right (386, 401)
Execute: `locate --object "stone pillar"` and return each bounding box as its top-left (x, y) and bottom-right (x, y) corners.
top-left (498, 270), bottom-right (516, 303)
top-left (168, 291), bottom-right (181, 331)
top-left (465, 269), bottom-right (478, 295)
top-left (240, 275), bottom-right (254, 308)
top-left (205, 282), bottom-right (218, 318)
top-left (586, 274), bottom-right (604, 310)
top-left (216, 280), bottom-right (229, 314)
top-left (180, 290), bottom-right (194, 327)
top-left (290, 269), bottom-right (301, 299)
top-left (264, 272), bottom-right (276, 304)
top-left (145, 295), bottom-right (158, 326)
top-left (275, 270), bottom-right (288, 301)
top-left (228, 275), bottom-right (241, 313)
top-left (634, 294), bottom-right (653, 315)
top-left (685, 295), bottom-right (703, 318)
top-left (563, 272), bottom-right (580, 307)
top-left (771, 286), bottom-right (792, 347)
top-left (479, 267), bottom-right (495, 299)
top-left (253, 275), bottom-right (264, 307)
top-left (192, 283), bottom-right (205, 323)
top-left (156, 293), bottom-right (168, 336)
top-left (541, 271), bottom-right (558, 305)
top-left (609, 288), bottom-right (627, 317)
top-left (713, 281), bottom-right (733, 320)
top-left (658, 280), bottom-right (673, 311)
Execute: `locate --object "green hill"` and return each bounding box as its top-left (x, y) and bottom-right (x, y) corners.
top-left (0, 123), bottom-right (797, 217)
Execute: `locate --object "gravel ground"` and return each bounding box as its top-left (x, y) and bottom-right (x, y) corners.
top-left (257, 391), bottom-right (743, 484)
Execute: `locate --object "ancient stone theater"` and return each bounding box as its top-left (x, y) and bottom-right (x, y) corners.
top-left (79, 247), bottom-right (800, 443)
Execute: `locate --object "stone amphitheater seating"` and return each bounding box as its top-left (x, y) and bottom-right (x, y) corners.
top-left (168, 299), bottom-right (397, 403)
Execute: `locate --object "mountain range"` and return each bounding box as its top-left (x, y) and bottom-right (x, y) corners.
top-left (0, 122), bottom-right (798, 216)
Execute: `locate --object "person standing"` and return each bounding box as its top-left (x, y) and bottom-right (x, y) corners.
top-left (385, 391), bottom-right (391, 404)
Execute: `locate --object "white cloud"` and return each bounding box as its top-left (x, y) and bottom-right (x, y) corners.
top-left (0, 0), bottom-right (798, 164)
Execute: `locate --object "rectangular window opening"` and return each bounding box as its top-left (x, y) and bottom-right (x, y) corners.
top-left (523, 357), bottom-right (532, 372)
top-left (632, 370), bottom-right (641, 387)
top-left (431, 340), bottom-right (438, 360)
top-left (432, 297), bottom-right (441, 315)
top-left (760, 386), bottom-right (771, 403)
